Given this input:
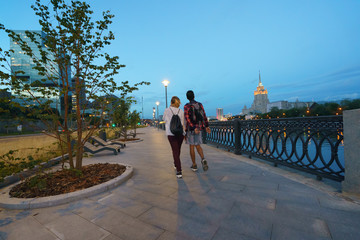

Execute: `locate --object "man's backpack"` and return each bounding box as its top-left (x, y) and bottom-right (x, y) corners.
top-left (189, 102), bottom-right (204, 124)
top-left (170, 108), bottom-right (183, 136)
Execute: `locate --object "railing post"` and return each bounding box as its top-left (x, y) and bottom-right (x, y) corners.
top-left (342, 108), bottom-right (360, 194)
top-left (234, 119), bottom-right (241, 155)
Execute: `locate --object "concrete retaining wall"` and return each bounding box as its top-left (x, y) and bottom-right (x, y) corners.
top-left (342, 108), bottom-right (360, 194)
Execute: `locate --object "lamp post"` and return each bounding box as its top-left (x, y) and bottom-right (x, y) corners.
top-left (156, 101), bottom-right (160, 120)
top-left (162, 79), bottom-right (170, 108)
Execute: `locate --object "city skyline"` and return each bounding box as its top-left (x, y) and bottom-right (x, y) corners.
top-left (1, 0), bottom-right (359, 118)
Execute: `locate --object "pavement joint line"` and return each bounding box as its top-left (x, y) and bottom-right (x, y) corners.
top-left (0, 163), bottom-right (134, 210)
top-left (203, 143), bottom-right (360, 204)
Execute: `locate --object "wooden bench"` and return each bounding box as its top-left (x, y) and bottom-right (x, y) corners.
top-left (83, 142), bottom-right (120, 155)
top-left (89, 136), bottom-right (126, 148)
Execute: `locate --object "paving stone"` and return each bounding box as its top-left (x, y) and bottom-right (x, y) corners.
top-left (240, 178), bottom-right (279, 190)
top-left (272, 219), bottom-right (331, 240)
top-left (275, 197), bottom-right (323, 218)
top-left (43, 212), bottom-right (111, 240)
top-left (169, 188), bottom-right (235, 211)
top-left (97, 193), bottom-right (152, 217)
top-left (220, 174), bottom-right (253, 184)
top-left (242, 185), bottom-right (278, 198)
top-left (103, 234), bottom-right (125, 240)
top-left (318, 195), bottom-right (360, 212)
top-left (161, 177), bottom-right (213, 194)
top-left (212, 227), bottom-right (259, 240)
top-left (220, 209), bottom-right (273, 240)
top-left (131, 182), bottom-right (177, 196)
top-left (250, 170), bottom-right (291, 181)
top-left (231, 201), bottom-right (275, 222)
top-left (275, 187), bottom-right (320, 205)
top-left (211, 181), bottom-right (246, 192)
top-left (93, 208), bottom-right (163, 240)
top-left (273, 201), bottom-right (340, 239)
top-left (0, 217), bottom-right (59, 240)
top-left (139, 207), bottom-right (218, 240)
top-left (278, 181), bottom-right (322, 194)
top-left (184, 203), bottom-right (233, 225)
top-left (70, 200), bottom-right (112, 222)
top-left (319, 207), bottom-right (360, 226)
top-left (0, 209), bottom-right (33, 226)
top-left (157, 230), bottom-right (200, 240)
top-left (129, 190), bottom-right (195, 214)
top-left (32, 199), bottom-right (98, 224)
top-left (208, 188), bottom-right (276, 210)
top-left (327, 221), bottom-right (360, 240)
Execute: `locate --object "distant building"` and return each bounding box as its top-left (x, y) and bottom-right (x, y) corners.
top-left (0, 89), bottom-right (11, 99)
top-left (216, 108), bottom-right (224, 120)
top-left (267, 99), bottom-right (313, 112)
top-left (266, 101), bottom-right (289, 112)
top-left (224, 113), bottom-right (232, 119)
top-left (242, 71), bottom-right (269, 114)
top-left (71, 77), bottom-right (86, 112)
top-left (207, 116), bottom-right (217, 121)
top-left (10, 30), bottom-right (71, 116)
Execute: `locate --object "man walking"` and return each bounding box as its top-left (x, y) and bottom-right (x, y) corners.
top-left (184, 90), bottom-right (211, 172)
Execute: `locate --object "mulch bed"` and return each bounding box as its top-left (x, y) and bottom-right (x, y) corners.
top-left (9, 163), bottom-right (126, 198)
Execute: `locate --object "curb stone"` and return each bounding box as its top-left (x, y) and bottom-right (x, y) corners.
top-left (0, 154), bottom-right (69, 189)
top-left (0, 164), bottom-right (133, 210)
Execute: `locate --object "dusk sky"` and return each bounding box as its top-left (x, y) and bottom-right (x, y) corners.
top-left (1, 0), bottom-right (359, 118)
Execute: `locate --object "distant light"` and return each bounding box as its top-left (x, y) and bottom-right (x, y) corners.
top-left (162, 79), bottom-right (170, 87)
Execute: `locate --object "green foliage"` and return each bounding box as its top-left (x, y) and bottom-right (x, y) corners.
top-left (340, 99), bottom-right (360, 110)
top-left (1, 0), bottom-right (150, 169)
top-left (256, 99), bottom-right (359, 119)
top-left (27, 175), bottom-right (47, 190)
top-left (0, 150), bottom-right (41, 182)
top-left (112, 97), bottom-right (141, 139)
top-left (64, 168), bottom-right (83, 177)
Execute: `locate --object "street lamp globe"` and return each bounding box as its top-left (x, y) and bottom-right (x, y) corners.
top-left (155, 101), bottom-right (160, 120)
top-left (161, 79), bottom-right (170, 108)
top-left (162, 79), bottom-right (170, 87)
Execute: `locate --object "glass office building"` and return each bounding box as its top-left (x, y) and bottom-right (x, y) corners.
top-left (10, 30), bottom-right (69, 115)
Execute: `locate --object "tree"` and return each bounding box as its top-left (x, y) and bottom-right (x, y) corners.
top-left (0, 0), bottom-right (149, 169)
top-left (112, 97), bottom-right (132, 140)
top-left (129, 110), bottom-right (141, 137)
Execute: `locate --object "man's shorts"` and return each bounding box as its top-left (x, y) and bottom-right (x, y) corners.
top-left (186, 131), bottom-right (203, 145)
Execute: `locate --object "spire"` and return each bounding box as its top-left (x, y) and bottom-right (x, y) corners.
top-left (258, 70), bottom-right (263, 86)
top-left (259, 70), bottom-right (261, 84)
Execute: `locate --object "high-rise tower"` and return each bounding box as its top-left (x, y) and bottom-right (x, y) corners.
top-left (242, 71), bottom-right (270, 115)
top-left (250, 70), bottom-right (269, 114)
top-left (10, 30), bottom-right (70, 115)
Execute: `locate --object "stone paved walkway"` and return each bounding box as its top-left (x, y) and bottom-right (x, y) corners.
top-left (0, 127), bottom-right (360, 240)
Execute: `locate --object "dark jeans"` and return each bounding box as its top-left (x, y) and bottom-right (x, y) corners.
top-left (167, 135), bottom-right (184, 172)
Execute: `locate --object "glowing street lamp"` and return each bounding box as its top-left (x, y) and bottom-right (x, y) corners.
top-left (156, 101), bottom-right (160, 120)
top-left (162, 79), bottom-right (170, 108)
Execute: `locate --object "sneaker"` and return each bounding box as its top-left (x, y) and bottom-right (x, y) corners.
top-left (190, 164), bottom-right (198, 172)
top-left (173, 165), bottom-right (177, 170)
top-left (176, 171), bottom-right (182, 178)
top-left (201, 159), bottom-right (208, 171)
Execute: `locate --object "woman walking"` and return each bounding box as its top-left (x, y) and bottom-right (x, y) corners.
top-left (162, 96), bottom-right (185, 178)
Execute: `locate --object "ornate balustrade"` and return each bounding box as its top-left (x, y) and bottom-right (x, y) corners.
top-left (207, 116), bottom-right (344, 181)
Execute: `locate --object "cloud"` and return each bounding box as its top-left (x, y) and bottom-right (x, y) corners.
top-left (323, 93), bottom-right (360, 101)
top-left (268, 66), bottom-right (360, 91)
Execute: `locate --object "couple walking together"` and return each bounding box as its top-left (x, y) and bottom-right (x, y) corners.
top-left (162, 90), bottom-right (211, 179)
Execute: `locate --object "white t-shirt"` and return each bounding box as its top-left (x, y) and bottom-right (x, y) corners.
top-left (162, 106), bottom-right (185, 136)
